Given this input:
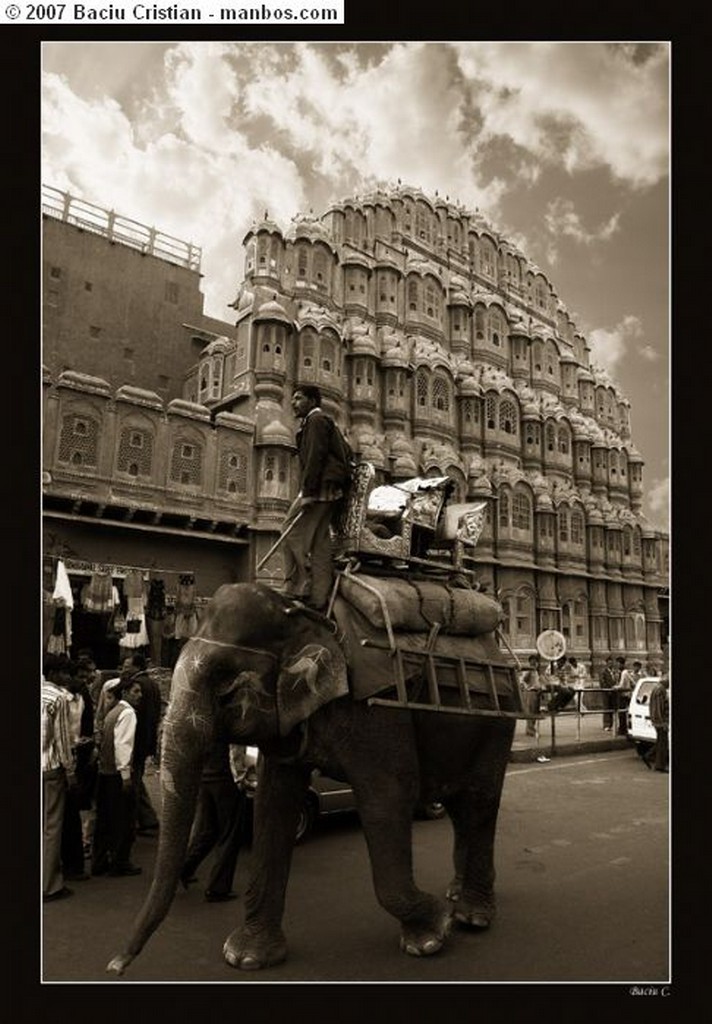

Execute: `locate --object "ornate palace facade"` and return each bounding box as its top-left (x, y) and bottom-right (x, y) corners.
top-left (42, 183), bottom-right (668, 671)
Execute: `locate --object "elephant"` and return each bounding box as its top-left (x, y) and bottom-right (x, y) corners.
top-left (106, 581), bottom-right (517, 976)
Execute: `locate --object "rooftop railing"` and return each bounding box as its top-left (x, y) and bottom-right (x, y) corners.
top-left (42, 184), bottom-right (202, 272)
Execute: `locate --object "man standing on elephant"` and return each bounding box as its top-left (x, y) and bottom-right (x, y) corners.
top-left (282, 385), bottom-right (352, 611)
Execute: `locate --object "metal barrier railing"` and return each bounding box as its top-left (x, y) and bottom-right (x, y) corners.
top-left (528, 686), bottom-right (629, 755)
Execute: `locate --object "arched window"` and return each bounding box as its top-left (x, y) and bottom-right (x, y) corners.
top-left (499, 398), bottom-right (518, 435)
top-left (301, 331), bottom-right (316, 369)
top-left (546, 341), bottom-right (559, 378)
top-left (474, 307), bottom-right (486, 340)
top-left (571, 510), bottom-right (584, 545)
top-left (558, 506), bottom-right (569, 543)
top-left (499, 490), bottom-right (510, 528)
top-left (314, 249), bottom-right (327, 286)
top-left (546, 423), bottom-right (556, 451)
top-left (321, 335), bottom-right (335, 374)
top-left (58, 413), bottom-right (99, 467)
top-left (532, 341), bottom-right (543, 373)
top-left (407, 278), bottom-right (419, 312)
top-left (489, 308), bottom-right (505, 347)
top-left (219, 449), bottom-right (248, 493)
top-left (297, 245), bottom-right (308, 278)
top-left (557, 424), bottom-right (570, 454)
top-left (270, 237), bottom-right (280, 268)
top-left (525, 422), bottom-right (540, 448)
top-left (610, 450), bottom-right (618, 477)
top-left (485, 394), bottom-right (497, 430)
top-left (562, 598), bottom-right (589, 647)
top-left (502, 589), bottom-right (535, 647)
top-left (170, 438), bottom-right (203, 486)
top-left (416, 368), bottom-right (429, 408)
top-left (118, 426), bottom-right (153, 477)
top-left (432, 374), bottom-right (450, 412)
top-left (512, 490), bottom-right (531, 531)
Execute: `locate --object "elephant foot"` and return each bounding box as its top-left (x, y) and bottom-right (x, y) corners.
top-left (223, 927), bottom-right (287, 971)
top-left (106, 953), bottom-right (133, 976)
top-left (399, 906), bottom-right (452, 957)
top-left (446, 879), bottom-right (494, 929)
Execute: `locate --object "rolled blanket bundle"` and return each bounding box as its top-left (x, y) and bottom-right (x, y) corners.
top-left (338, 574), bottom-right (502, 636)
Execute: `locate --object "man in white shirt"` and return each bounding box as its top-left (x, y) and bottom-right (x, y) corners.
top-left (91, 675), bottom-right (143, 877)
top-left (614, 659), bottom-right (642, 736)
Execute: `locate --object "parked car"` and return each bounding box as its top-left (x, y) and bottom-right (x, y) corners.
top-left (242, 747), bottom-right (445, 843)
top-left (626, 677), bottom-right (662, 756)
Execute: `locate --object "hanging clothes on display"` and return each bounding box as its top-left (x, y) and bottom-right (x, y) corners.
top-left (146, 578), bottom-right (166, 667)
top-left (161, 604), bottom-right (178, 669)
top-left (47, 559), bottom-right (74, 654)
top-left (81, 569), bottom-right (114, 613)
top-left (119, 571), bottom-right (149, 651)
top-left (174, 573), bottom-right (199, 639)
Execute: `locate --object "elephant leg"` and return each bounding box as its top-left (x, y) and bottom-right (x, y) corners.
top-left (355, 785), bottom-right (451, 957)
top-left (442, 786), bottom-right (504, 930)
top-left (223, 757), bottom-right (310, 971)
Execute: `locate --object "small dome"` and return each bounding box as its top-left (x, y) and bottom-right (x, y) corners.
top-left (254, 299), bottom-right (292, 326)
top-left (256, 418), bottom-right (292, 445)
top-left (115, 385), bottom-right (163, 410)
top-left (204, 336), bottom-right (232, 355)
top-left (242, 213), bottom-right (283, 245)
top-left (57, 370), bottom-right (111, 395)
top-left (287, 213), bottom-right (336, 251)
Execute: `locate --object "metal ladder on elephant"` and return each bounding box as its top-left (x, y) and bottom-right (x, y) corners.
top-left (361, 635), bottom-right (529, 720)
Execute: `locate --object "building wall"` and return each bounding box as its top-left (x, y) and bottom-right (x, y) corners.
top-left (42, 213), bottom-right (231, 401)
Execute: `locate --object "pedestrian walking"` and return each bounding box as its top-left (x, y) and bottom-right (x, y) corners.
top-left (180, 741), bottom-right (250, 902)
top-left (599, 656), bottom-right (617, 731)
top-left (644, 673), bottom-right (669, 772)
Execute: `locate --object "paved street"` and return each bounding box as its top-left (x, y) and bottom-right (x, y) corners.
top-left (42, 747), bottom-right (668, 984)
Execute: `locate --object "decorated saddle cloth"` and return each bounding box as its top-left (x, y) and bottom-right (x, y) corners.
top-left (336, 573), bottom-right (502, 636)
top-left (331, 595), bottom-right (517, 707)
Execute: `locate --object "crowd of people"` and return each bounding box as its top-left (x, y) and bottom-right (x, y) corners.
top-left (42, 648), bottom-right (253, 904)
top-left (519, 654), bottom-right (668, 746)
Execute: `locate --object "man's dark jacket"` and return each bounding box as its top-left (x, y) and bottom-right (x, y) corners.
top-left (296, 409), bottom-right (351, 498)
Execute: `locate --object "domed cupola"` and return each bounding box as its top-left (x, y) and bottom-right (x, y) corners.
top-left (243, 212), bottom-right (285, 284)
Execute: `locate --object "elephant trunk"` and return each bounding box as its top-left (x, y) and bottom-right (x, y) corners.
top-left (107, 652), bottom-right (215, 975)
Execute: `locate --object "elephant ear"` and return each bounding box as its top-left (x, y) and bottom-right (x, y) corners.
top-left (276, 641), bottom-right (349, 737)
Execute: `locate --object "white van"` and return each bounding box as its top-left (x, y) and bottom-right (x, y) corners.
top-left (626, 677), bottom-right (661, 754)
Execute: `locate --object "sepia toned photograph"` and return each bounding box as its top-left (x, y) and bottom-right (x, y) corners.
top-left (40, 41), bottom-right (670, 986)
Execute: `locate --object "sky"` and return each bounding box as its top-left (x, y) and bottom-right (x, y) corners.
top-left (41, 41), bottom-right (670, 531)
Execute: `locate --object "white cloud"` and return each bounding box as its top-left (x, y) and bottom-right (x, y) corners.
top-left (588, 315), bottom-right (644, 373)
top-left (451, 42), bottom-right (669, 188)
top-left (638, 344), bottom-right (660, 362)
top-left (545, 197), bottom-right (620, 245)
top-left (647, 476), bottom-right (670, 530)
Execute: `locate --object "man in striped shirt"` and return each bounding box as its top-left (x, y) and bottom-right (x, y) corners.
top-left (42, 655), bottom-right (77, 902)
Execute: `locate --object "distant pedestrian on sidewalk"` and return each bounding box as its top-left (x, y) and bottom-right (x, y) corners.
top-left (520, 655), bottom-right (543, 737)
top-left (645, 673), bottom-right (669, 773)
top-left (599, 656), bottom-right (617, 731)
top-left (614, 659), bottom-right (642, 736)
